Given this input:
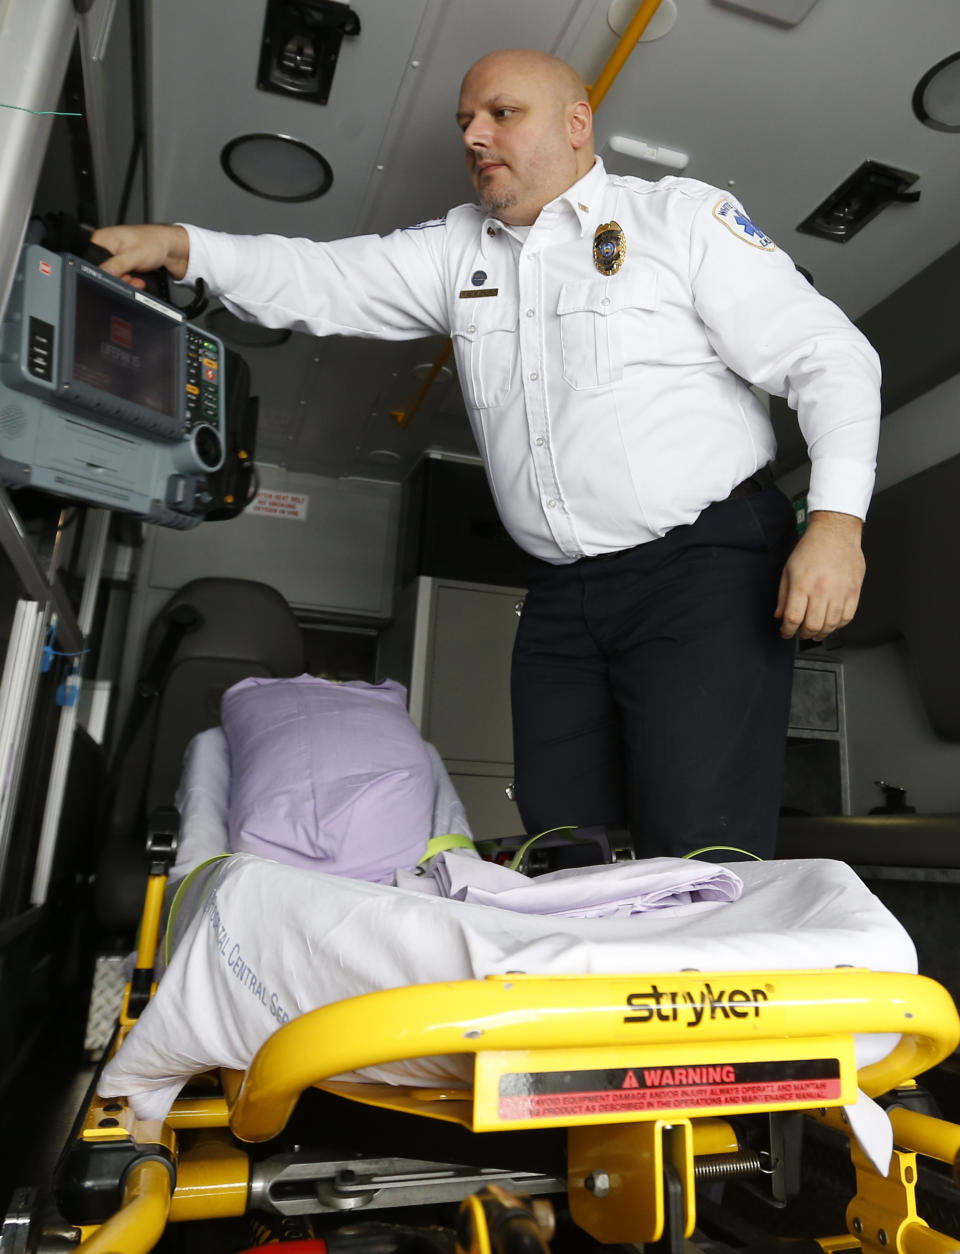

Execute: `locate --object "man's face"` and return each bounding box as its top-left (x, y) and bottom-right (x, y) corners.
top-left (457, 55), bottom-right (583, 226)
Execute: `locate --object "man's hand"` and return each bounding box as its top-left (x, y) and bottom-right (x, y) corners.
top-left (775, 510), bottom-right (865, 641)
top-left (89, 224), bottom-right (190, 287)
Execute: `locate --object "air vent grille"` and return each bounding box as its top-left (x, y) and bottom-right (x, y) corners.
top-left (0, 403), bottom-right (27, 441)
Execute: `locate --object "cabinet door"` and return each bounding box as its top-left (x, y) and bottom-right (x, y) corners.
top-left (789, 660), bottom-right (841, 736)
top-left (424, 583), bottom-right (523, 767)
top-left (448, 773), bottom-right (521, 840)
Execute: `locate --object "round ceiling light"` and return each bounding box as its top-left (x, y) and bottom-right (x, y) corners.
top-left (220, 133), bottom-right (334, 201)
top-left (912, 52), bottom-right (960, 132)
top-left (607, 0), bottom-right (677, 41)
top-left (206, 306), bottom-right (291, 348)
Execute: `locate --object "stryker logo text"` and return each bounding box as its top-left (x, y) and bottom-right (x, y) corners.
top-left (624, 982), bottom-right (769, 1027)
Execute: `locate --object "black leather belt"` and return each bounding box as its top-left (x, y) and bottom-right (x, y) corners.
top-left (579, 469), bottom-right (773, 562)
top-left (725, 468), bottom-right (773, 501)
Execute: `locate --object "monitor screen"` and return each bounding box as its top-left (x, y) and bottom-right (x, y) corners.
top-left (72, 273), bottom-right (179, 417)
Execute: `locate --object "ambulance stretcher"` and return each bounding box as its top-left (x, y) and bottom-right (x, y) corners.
top-left (40, 814), bottom-right (960, 1254)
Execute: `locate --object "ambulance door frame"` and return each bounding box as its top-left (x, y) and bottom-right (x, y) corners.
top-left (0, 0), bottom-right (90, 903)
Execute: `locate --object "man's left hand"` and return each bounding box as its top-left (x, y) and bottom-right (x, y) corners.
top-left (775, 510), bottom-right (865, 641)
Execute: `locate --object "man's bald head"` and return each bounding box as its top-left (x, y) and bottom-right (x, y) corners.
top-left (462, 48), bottom-right (590, 108)
top-left (457, 49), bottom-right (594, 225)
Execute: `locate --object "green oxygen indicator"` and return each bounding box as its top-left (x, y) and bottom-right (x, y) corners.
top-left (792, 491), bottom-right (808, 536)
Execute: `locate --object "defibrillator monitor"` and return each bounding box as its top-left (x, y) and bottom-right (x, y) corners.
top-left (0, 243), bottom-right (235, 528)
top-left (70, 268), bottom-right (180, 423)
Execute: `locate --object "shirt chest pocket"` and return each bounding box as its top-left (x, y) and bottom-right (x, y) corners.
top-left (451, 304), bottom-right (519, 410)
top-left (556, 272), bottom-right (661, 390)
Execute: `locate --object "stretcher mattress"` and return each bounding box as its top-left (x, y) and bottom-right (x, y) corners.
top-left (100, 852), bottom-right (916, 1141)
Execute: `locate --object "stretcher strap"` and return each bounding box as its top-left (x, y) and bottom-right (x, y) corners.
top-left (684, 846), bottom-right (763, 861)
top-left (507, 826), bottom-right (578, 871)
top-left (418, 832), bottom-right (478, 864)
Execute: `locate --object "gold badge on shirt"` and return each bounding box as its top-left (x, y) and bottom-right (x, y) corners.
top-left (593, 220), bottom-right (626, 276)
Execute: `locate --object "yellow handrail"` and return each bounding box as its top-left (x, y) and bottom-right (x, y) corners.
top-left (77, 1160), bottom-right (171, 1254)
top-left (391, 341), bottom-right (453, 430)
top-left (226, 969), bottom-right (958, 1143)
top-left (889, 1108), bottom-right (960, 1175)
top-left (587, 0), bottom-right (664, 110)
top-left (132, 872), bottom-right (167, 976)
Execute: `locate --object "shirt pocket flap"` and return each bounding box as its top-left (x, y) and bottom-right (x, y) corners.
top-left (451, 303), bottom-right (519, 341)
top-left (557, 271), bottom-right (660, 317)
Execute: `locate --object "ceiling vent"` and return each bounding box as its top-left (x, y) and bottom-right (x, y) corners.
top-left (257, 0), bottom-right (361, 105)
top-left (797, 160), bottom-right (920, 243)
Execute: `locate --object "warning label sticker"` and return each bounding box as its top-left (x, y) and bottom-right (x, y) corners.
top-left (498, 1059), bottom-right (841, 1120)
top-left (248, 489), bottom-right (309, 521)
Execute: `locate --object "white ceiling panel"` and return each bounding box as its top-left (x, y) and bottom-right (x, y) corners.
top-left (147, 0), bottom-right (430, 238)
top-left (140, 0), bottom-right (960, 484)
top-left (578, 0), bottom-right (960, 316)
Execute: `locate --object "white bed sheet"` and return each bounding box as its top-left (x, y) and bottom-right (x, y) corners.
top-left (101, 853), bottom-right (916, 1146)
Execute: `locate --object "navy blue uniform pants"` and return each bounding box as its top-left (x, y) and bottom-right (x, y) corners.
top-left (511, 487), bottom-right (798, 860)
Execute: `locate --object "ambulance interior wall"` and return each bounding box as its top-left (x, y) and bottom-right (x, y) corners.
top-left (780, 371), bottom-right (960, 817)
top-left (113, 465), bottom-right (401, 757)
top-left (843, 643), bottom-right (960, 814)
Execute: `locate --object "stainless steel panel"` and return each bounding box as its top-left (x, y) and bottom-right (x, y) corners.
top-left (424, 581), bottom-right (521, 763)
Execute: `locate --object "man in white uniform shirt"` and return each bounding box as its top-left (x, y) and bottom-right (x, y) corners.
top-left (93, 50), bottom-right (880, 861)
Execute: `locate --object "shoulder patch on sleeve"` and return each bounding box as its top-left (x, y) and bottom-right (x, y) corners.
top-left (402, 215), bottom-right (447, 232)
top-left (712, 198), bottom-right (777, 251)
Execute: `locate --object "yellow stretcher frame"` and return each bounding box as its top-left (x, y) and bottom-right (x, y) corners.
top-left (68, 852), bottom-right (960, 1254)
top-left (219, 967), bottom-right (956, 1141)
top-left (72, 961), bottom-right (960, 1254)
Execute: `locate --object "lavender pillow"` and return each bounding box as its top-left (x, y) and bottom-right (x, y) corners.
top-left (221, 675), bottom-right (435, 882)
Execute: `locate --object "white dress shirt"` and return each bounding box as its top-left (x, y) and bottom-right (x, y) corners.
top-left (183, 158), bottom-right (881, 564)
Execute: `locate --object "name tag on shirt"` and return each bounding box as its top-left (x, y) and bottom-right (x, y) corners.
top-left (459, 288), bottom-right (500, 298)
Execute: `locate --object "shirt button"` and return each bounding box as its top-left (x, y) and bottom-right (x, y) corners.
top-left (467, 324), bottom-right (476, 333)
top-left (486, 226), bottom-right (497, 236)
top-left (526, 308), bottom-right (535, 317)
top-left (546, 498), bottom-right (557, 509)
top-left (529, 371), bottom-right (538, 381)
top-left (601, 296), bottom-right (611, 306)
top-left (535, 437), bottom-right (545, 447)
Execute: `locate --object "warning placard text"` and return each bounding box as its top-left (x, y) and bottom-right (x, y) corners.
top-left (498, 1058), bottom-right (842, 1119)
top-left (248, 489), bottom-right (309, 521)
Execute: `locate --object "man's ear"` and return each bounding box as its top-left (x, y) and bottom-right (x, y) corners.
top-left (568, 99), bottom-right (593, 150)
